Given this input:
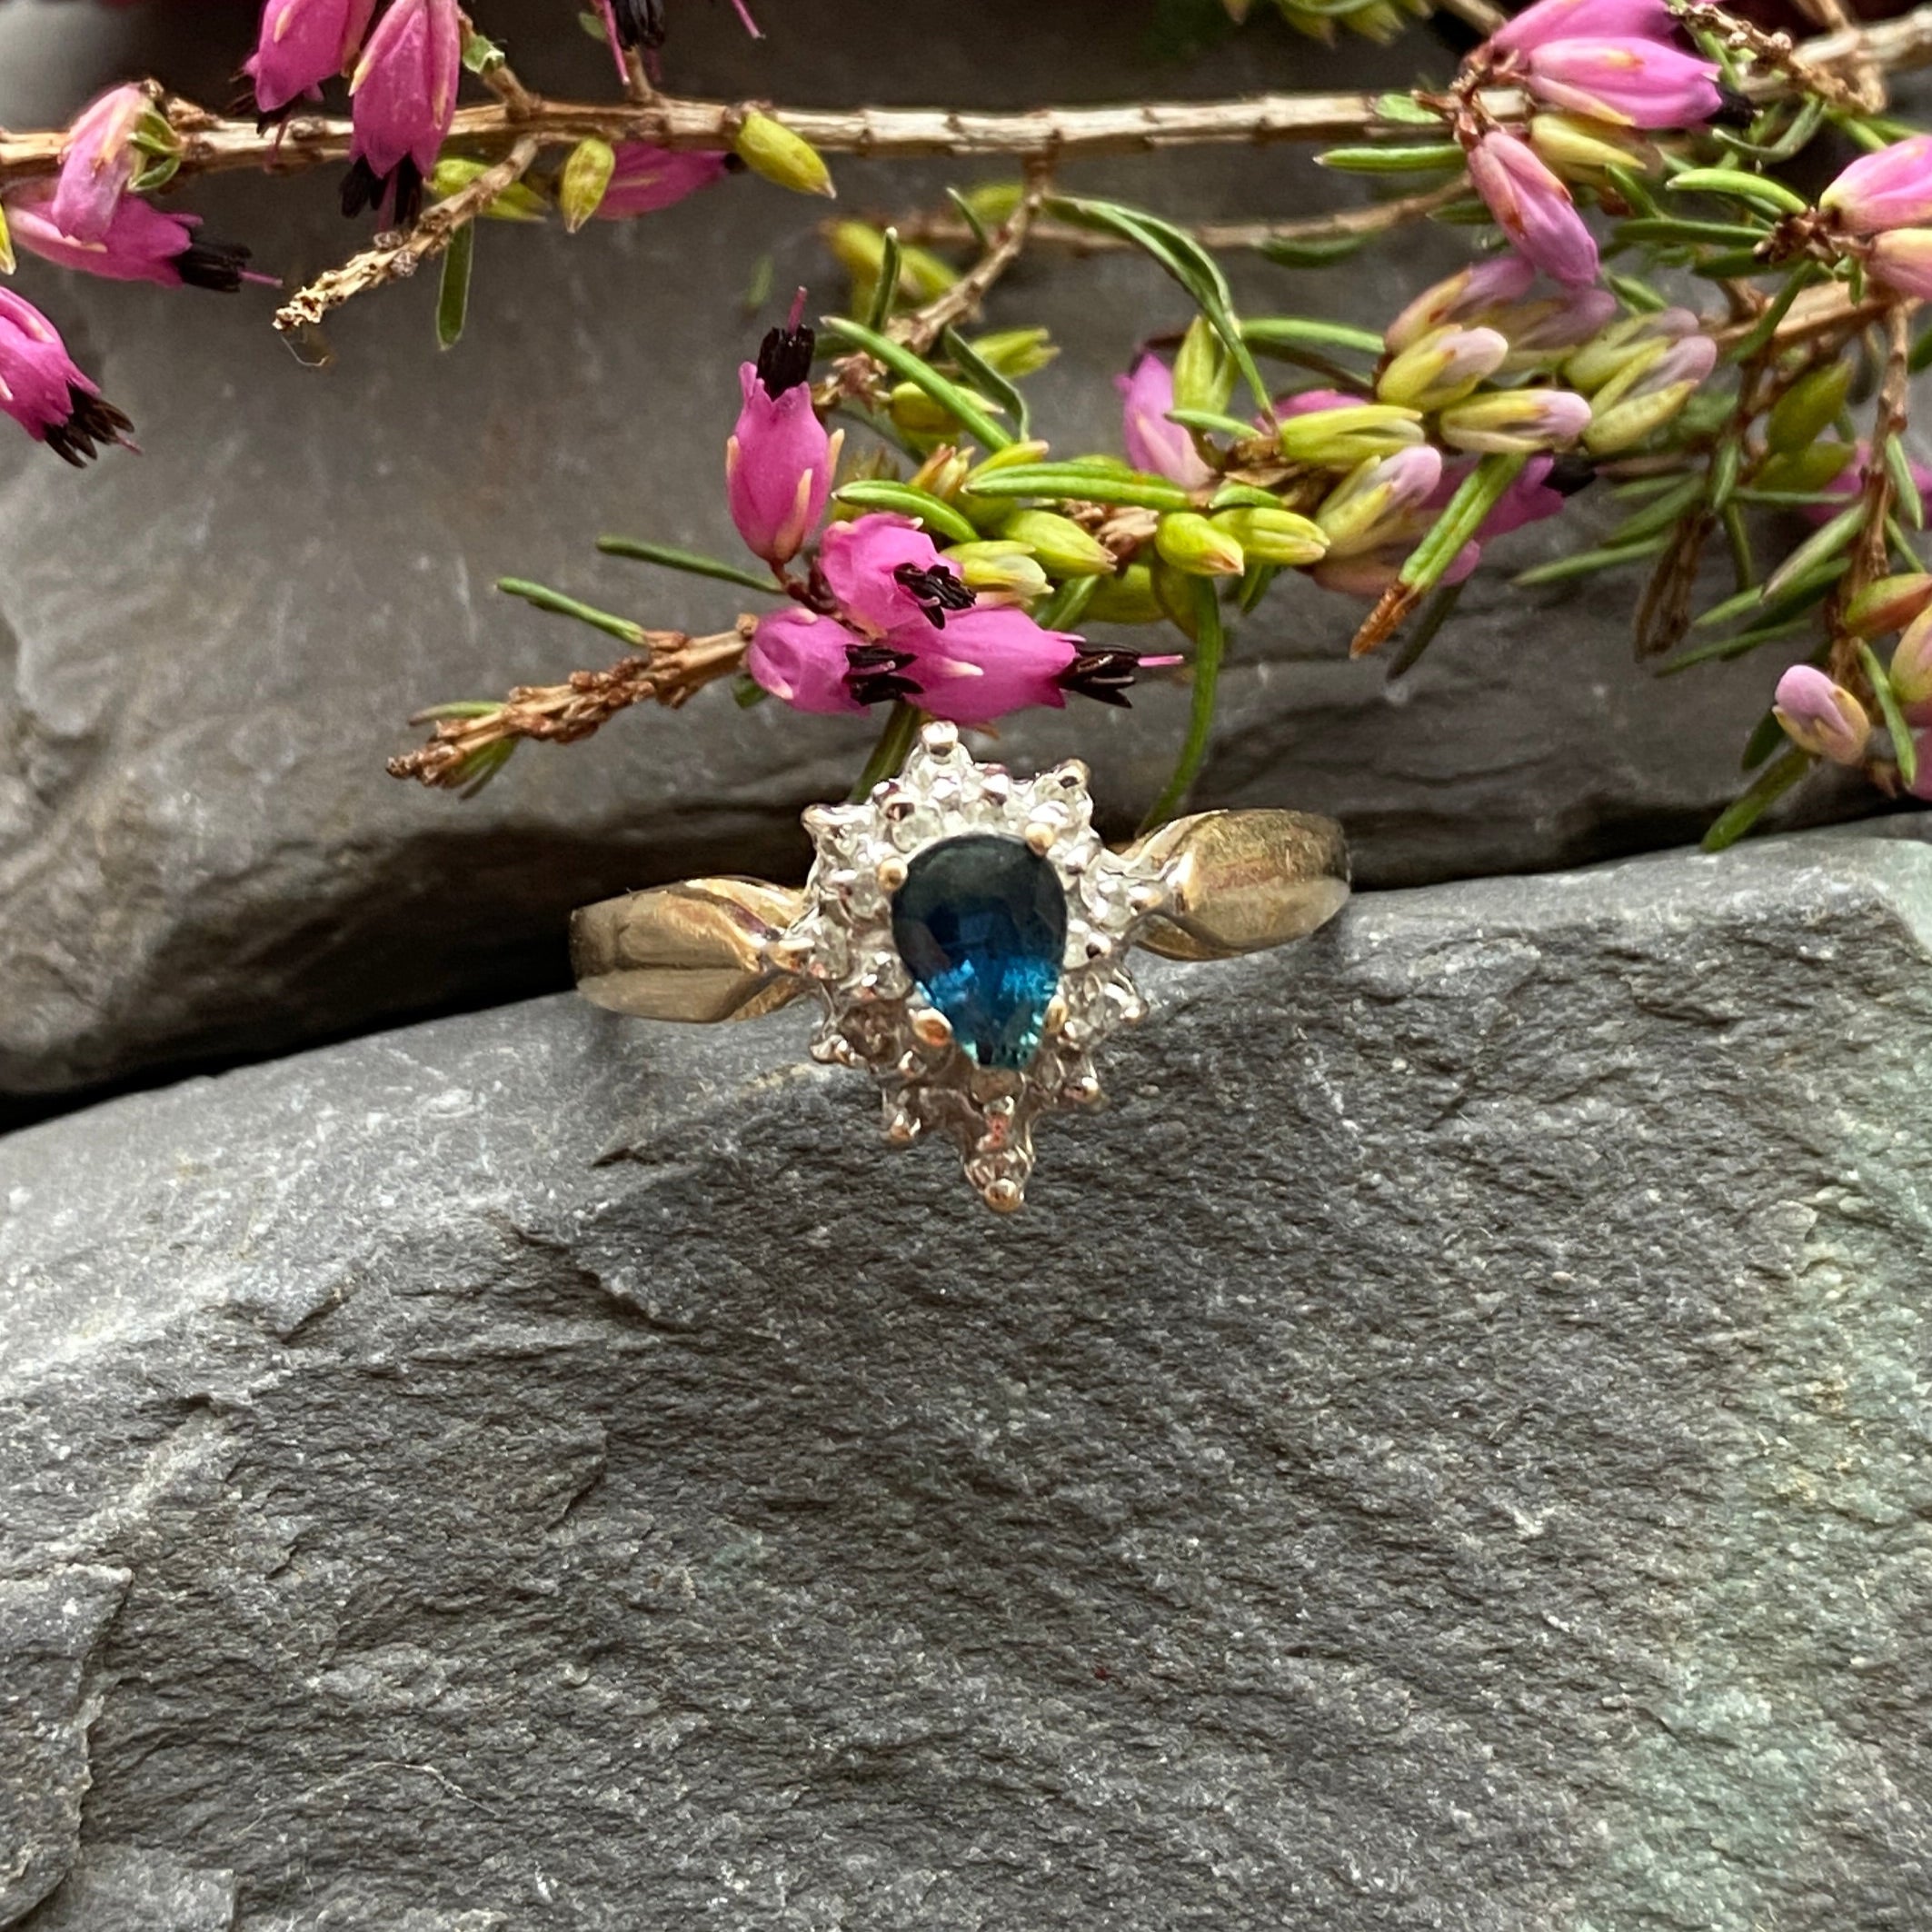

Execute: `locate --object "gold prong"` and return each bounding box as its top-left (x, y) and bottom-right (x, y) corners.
top-left (1024, 820), bottom-right (1058, 855)
top-left (910, 1007), bottom-right (954, 1049)
top-left (982, 1177), bottom-right (1024, 1213)
top-left (876, 854), bottom-right (909, 892)
top-left (1041, 995), bottom-right (1069, 1037)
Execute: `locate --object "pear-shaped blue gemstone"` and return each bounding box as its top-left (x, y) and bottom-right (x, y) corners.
top-left (891, 834), bottom-right (1068, 1071)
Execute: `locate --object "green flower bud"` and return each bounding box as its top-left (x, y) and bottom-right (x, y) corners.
top-left (1529, 112), bottom-right (1658, 181)
top-left (826, 221), bottom-right (956, 304)
top-left (1845, 573), bottom-right (1932, 641)
top-left (907, 446), bottom-right (974, 499)
top-left (966, 328), bottom-right (1058, 378)
top-left (558, 137), bottom-right (616, 233)
top-left (1082, 564), bottom-right (1166, 624)
top-left (1212, 505), bottom-right (1329, 566)
top-left (996, 509), bottom-right (1115, 576)
top-left (429, 156), bottom-right (547, 221)
top-left (1439, 387), bottom-right (1591, 454)
top-left (1172, 314), bottom-right (1236, 417)
top-left (1893, 603), bottom-right (1932, 704)
top-left (1276, 403), bottom-right (1427, 468)
top-left (941, 540), bottom-right (1051, 604)
top-left (1155, 511), bottom-right (1245, 578)
top-left (1767, 363), bottom-right (1853, 457)
top-left (0, 204), bottom-right (12, 276)
top-left (1755, 443), bottom-right (1857, 495)
top-left (890, 381), bottom-right (1000, 438)
top-left (1375, 324), bottom-right (1509, 413)
top-left (733, 111), bottom-right (836, 199)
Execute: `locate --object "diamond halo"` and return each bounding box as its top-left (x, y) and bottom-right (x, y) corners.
top-left (768, 722), bottom-right (1169, 1211)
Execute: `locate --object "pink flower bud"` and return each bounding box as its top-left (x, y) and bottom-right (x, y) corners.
top-left (247, 0), bottom-right (379, 116)
top-left (344, 0), bottom-right (460, 224)
top-left (1468, 133), bottom-right (1599, 287)
top-left (6, 185), bottom-right (258, 292)
top-left (1821, 134), bottom-right (1932, 234)
top-left (1773, 665), bottom-right (1870, 765)
top-left (1522, 39), bottom-right (1724, 131)
top-left (1316, 445), bottom-right (1446, 554)
top-left (593, 144), bottom-right (732, 220)
top-left (819, 513), bottom-right (975, 636)
top-left (1488, 0), bottom-right (1679, 55)
top-left (0, 288), bottom-right (134, 463)
top-left (1498, 286), bottom-right (1619, 361)
top-left (1384, 254), bottom-right (1538, 353)
top-left (725, 319), bottom-right (838, 567)
top-left (745, 607), bottom-right (869, 714)
top-left (1472, 452), bottom-right (1579, 538)
top-left (1439, 385), bottom-right (1592, 453)
top-left (1115, 353), bottom-right (1212, 489)
top-left (1867, 227), bottom-right (1932, 301)
top-left (1892, 606), bottom-right (1932, 708)
top-left (50, 85), bottom-right (148, 244)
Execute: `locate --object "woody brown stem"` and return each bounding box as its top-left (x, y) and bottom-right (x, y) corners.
top-left (891, 156), bottom-right (1054, 354)
top-left (274, 134), bottom-right (541, 332)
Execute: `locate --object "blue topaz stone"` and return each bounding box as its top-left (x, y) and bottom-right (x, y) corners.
top-left (891, 834), bottom-right (1068, 1071)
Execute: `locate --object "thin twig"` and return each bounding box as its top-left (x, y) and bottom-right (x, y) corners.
top-left (1787, 0), bottom-right (1887, 110)
top-left (880, 180), bottom-right (1469, 258)
top-left (891, 156), bottom-right (1053, 353)
top-left (274, 134), bottom-right (540, 331)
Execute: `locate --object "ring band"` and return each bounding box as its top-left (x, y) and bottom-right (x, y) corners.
top-left (573, 722), bottom-right (1349, 1210)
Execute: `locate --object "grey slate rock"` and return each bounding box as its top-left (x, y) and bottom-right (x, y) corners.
top-left (0, 0), bottom-right (1859, 1104)
top-left (4, 820), bottom-right (1931, 1930)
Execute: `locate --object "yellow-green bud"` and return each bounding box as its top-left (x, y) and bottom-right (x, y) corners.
top-left (1172, 314), bottom-right (1236, 417)
top-left (1375, 324), bottom-right (1510, 413)
top-left (733, 111), bottom-right (835, 199)
top-left (1581, 383), bottom-right (1697, 457)
top-left (1767, 363), bottom-right (1853, 457)
top-left (1892, 604), bottom-right (1932, 704)
top-left (1082, 564), bottom-right (1166, 624)
top-left (1212, 506), bottom-right (1329, 567)
top-left (941, 541), bottom-right (1051, 605)
top-left (429, 156), bottom-right (547, 221)
top-left (1155, 511), bottom-right (1245, 578)
top-left (1276, 403), bottom-right (1426, 468)
top-left (1845, 573), bottom-right (1932, 641)
top-left (826, 222), bottom-right (955, 304)
top-left (1439, 387), bottom-right (1591, 454)
top-left (889, 381), bottom-right (1001, 438)
top-left (960, 180), bottom-right (1024, 227)
top-left (907, 445), bottom-right (973, 499)
top-left (0, 204), bottom-right (12, 276)
top-left (996, 510), bottom-right (1116, 576)
top-left (966, 329), bottom-right (1058, 378)
top-left (1756, 443), bottom-right (1857, 495)
top-left (558, 137), bottom-right (616, 233)
top-left (1529, 112), bottom-right (1658, 181)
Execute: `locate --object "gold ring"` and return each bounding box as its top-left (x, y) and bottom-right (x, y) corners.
top-left (573, 722), bottom-right (1349, 1212)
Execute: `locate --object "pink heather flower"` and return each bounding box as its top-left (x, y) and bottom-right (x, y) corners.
top-left (0, 288), bottom-right (134, 464)
top-left (1867, 228), bottom-right (1932, 301)
top-left (892, 608), bottom-right (1177, 726)
top-left (247, 0), bottom-right (379, 116)
top-left (1522, 40), bottom-right (1724, 130)
top-left (819, 513), bottom-right (975, 637)
top-left (745, 607), bottom-right (868, 714)
top-left (1488, 0), bottom-right (1680, 56)
top-left (1821, 135), bottom-right (1932, 235)
top-left (5, 186), bottom-right (257, 292)
top-left (1499, 285), bottom-right (1619, 359)
top-left (1384, 253), bottom-right (1539, 353)
top-left (594, 144), bottom-right (731, 220)
top-left (50, 85), bottom-right (148, 243)
top-left (1468, 133), bottom-right (1599, 286)
top-left (344, 0), bottom-right (460, 223)
top-left (726, 316), bottom-right (840, 567)
top-left (1773, 665), bottom-right (1870, 765)
top-left (1428, 453), bottom-right (1578, 541)
top-left (1116, 353), bottom-right (1213, 489)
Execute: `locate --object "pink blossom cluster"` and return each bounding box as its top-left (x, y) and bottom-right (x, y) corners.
top-left (728, 312), bottom-right (1171, 726)
top-left (1467, 0), bottom-right (1729, 285)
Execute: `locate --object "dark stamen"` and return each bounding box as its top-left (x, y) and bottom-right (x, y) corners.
top-left (755, 323), bottom-right (816, 397)
top-left (1058, 649), bottom-right (1144, 709)
top-left (339, 156), bottom-right (385, 220)
top-left (1709, 85), bottom-right (1757, 131)
top-left (1546, 453), bottom-right (1597, 497)
top-left (390, 156), bottom-right (425, 230)
top-left (177, 237), bottom-right (254, 294)
top-left (612, 0), bottom-right (668, 47)
top-left (892, 563), bottom-right (976, 627)
top-left (846, 642), bottom-right (921, 707)
top-left (45, 386), bottom-right (135, 468)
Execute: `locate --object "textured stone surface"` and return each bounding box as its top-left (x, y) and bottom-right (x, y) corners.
top-left (3, 820), bottom-right (1930, 1930)
top-left (0, 0), bottom-right (1844, 1106)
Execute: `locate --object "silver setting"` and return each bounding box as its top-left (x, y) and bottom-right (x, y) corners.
top-left (771, 722), bottom-right (1164, 1212)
